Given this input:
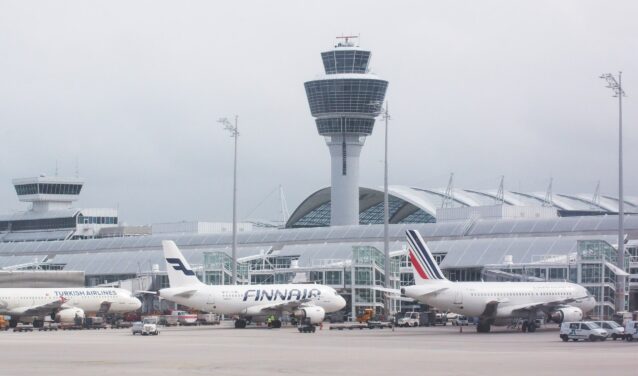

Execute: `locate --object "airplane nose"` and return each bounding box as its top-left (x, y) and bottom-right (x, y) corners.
top-left (337, 295), bottom-right (346, 310)
top-left (132, 298), bottom-right (142, 310)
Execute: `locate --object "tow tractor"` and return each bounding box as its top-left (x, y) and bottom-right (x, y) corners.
top-left (297, 318), bottom-right (316, 333)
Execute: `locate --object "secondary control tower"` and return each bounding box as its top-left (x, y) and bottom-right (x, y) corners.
top-left (304, 36), bottom-right (388, 226)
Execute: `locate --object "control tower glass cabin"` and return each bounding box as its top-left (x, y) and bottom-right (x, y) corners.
top-left (304, 37), bottom-right (388, 226)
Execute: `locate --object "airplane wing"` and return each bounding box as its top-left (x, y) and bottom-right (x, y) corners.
top-left (507, 295), bottom-right (590, 315)
top-left (11, 297), bottom-right (68, 316)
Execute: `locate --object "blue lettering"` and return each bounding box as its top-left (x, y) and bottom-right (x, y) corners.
top-left (243, 290), bottom-right (256, 302)
top-left (287, 289), bottom-right (301, 301)
top-left (261, 290), bottom-right (273, 301)
top-left (274, 290), bottom-right (286, 301)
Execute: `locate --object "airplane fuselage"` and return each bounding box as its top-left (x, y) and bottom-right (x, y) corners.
top-left (403, 281), bottom-right (596, 318)
top-left (0, 287), bottom-right (141, 316)
top-left (160, 284), bottom-right (345, 316)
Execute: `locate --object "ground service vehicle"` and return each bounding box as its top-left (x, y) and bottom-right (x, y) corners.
top-left (592, 321), bottom-right (624, 340)
top-left (132, 317), bottom-right (159, 336)
top-left (453, 315), bottom-right (469, 326)
top-left (13, 323), bottom-right (34, 332)
top-left (397, 312), bottom-right (420, 327)
top-left (196, 313), bottom-right (220, 325)
top-left (38, 322), bottom-right (59, 331)
top-left (560, 322), bottom-right (607, 342)
top-left (298, 318), bottom-right (316, 333)
top-left (624, 320), bottom-right (638, 342)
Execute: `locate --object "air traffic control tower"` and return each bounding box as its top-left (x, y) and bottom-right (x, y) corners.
top-left (304, 37), bottom-right (388, 226)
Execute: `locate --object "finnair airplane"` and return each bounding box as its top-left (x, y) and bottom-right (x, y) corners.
top-left (0, 287), bottom-right (141, 325)
top-left (159, 241), bottom-right (347, 328)
top-left (401, 229), bottom-right (596, 333)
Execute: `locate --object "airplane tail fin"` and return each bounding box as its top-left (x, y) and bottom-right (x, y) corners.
top-left (406, 229), bottom-right (449, 285)
top-left (162, 240), bottom-right (202, 287)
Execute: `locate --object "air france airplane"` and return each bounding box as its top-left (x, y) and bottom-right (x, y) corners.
top-left (0, 287), bottom-right (141, 326)
top-left (159, 241), bottom-right (347, 328)
top-left (401, 229), bottom-right (596, 333)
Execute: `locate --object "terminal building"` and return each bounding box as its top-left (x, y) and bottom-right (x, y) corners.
top-left (0, 176), bottom-right (120, 242)
top-left (1, 39), bottom-right (637, 320)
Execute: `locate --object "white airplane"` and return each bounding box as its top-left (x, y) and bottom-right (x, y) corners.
top-left (401, 229), bottom-right (596, 333)
top-left (0, 287), bottom-right (141, 325)
top-left (158, 240), bottom-right (347, 328)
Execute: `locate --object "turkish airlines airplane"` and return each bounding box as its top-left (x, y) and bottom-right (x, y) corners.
top-left (159, 241), bottom-right (347, 328)
top-left (0, 287), bottom-right (141, 325)
top-left (402, 229), bottom-right (596, 333)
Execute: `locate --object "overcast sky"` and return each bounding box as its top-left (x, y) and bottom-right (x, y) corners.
top-left (0, 0), bottom-right (636, 225)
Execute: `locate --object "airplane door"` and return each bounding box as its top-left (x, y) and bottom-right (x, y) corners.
top-left (454, 289), bottom-right (463, 305)
top-left (206, 293), bottom-right (216, 310)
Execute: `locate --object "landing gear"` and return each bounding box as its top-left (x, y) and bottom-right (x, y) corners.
top-left (477, 321), bottom-right (491, 333)
top-left (521, 320), bottom-right (536, 333)
top-left (234, 319), bottom-right (247, 329)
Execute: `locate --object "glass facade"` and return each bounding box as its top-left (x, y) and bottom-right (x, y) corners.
top-left (77, 215), bottom-right (118, 225)
top-left (321, 50), bottom-right (371, 74)
top-left (292, 202), bottom-right (331, 227)
top-left (316, 118), bottom-right (375, 135)
top-left (14, 183), bottom-right (82, 196)
top-left (0, 216), bottom-right (77, 231)
top-left (359, 197), bottom-right (405, 225)
top-left (305, 79), bottom-right (388, 118)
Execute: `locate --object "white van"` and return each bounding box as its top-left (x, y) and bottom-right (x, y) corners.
top-left (592, 321), bottom-right (624, 340)
top-left (623, 321), bottom-right (638, 342)
top-left (560, 322), bottom-right (608, 342)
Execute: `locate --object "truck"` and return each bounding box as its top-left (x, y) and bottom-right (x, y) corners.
top-left (196, 313), bottom-right (220, 325)
top-left (172, 310), bottom-right (198, 326)
top-left (84, 317), bottom-right (108, 330)
top-left (623, 320), bottom-right (638, 342)
top-left (132, 317), bottom-right (160, 336)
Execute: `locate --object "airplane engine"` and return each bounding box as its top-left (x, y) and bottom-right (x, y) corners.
top-left (549, 307), bottom-right (583, 323)
top-left (55, 307), bottom-right (86, 323)
top-left (292, 306), bottom-right (325, 324)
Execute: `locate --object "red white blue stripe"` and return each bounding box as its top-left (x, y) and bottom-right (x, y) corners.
top-left (406, 229), bottom-right (445, 281)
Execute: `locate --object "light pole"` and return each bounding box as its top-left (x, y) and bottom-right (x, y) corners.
top-left (383, 102), bottom-right (393, 319)
top-left (600, 72), bottom-right (627, 313)
top-left (218, 115), bottom-right (239, 285)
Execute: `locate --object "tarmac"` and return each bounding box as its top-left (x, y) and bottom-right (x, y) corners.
top-left (0, 323), bottom-right (635, 376)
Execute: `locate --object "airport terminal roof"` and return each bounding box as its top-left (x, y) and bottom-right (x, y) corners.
top-left (285, 186), bottom-right (638, 228)
top-left (0, 215), bottom-right (636, 276)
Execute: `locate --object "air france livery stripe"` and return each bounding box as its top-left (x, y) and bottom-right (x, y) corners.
top-left (407, 230), bottom-right (444, 280)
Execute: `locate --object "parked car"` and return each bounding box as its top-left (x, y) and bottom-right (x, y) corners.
top-left (452, 315), bottom-right (469, 326)
top-left (560, 322), bottom-right (608, 342)
top-left (132, 317), bottom-right (159, 336)
top-left (592, 321), bottom-right (624, 340)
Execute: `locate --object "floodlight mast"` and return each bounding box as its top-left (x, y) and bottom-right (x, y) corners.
top-left (382, 102), bottom-right (391, 318)
top-left (600, 72), bottom-right (627, 313)
top-left (218, 116), bottom-right (239, 285)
